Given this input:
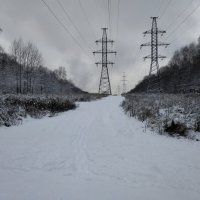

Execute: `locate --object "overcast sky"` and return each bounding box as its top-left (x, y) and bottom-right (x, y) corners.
top-left (0, 0), bottom-right (200, 93)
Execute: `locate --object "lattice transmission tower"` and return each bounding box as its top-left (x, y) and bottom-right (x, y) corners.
top-left (140, 17), bottom-right (169, 93)
top-left (121, 72), bottom-right (127, 94)
top-left (93, 28), bottom-right (116, 95)
top-left (117, 85), bottom-right (121, 96)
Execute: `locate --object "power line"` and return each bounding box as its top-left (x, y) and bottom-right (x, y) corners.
top-left (166, 2), bottom-right (200, 40)
top-left (157, 0), bottom-right (165, 16)
top-left (108, 0), bottom-right (112, 38)
top-left (166, 0), bottom-right (195, 30)
top-left (56, 0), bottom-right (93, 51)
top-left (103, 0), bottom-right (108, 27)
top-left (95, 0), bottom-right (107, 27)
top-left (159, 0), bottom-right (195, 58)
top-left (121, 72), bottom-right (127, 94)
top-left (159, 0), bottom-right (172, 19)
top-left (78, 0), bottom-right (96, 40)
top-left (133, 49), bottom-right (141, 64)
top-left (40, 0), bottom-right (90, 58)
top-left (116, 0), bottom-right (120, 44)
top-left (114, 0), bottom-right (120, 66)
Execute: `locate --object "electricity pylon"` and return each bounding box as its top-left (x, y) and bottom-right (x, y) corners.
top-left (140, 17), bottom-right (169, 93)
top-left (93, 28), bottom-right (116, 95)
top-left (117, 85), bottom-right (121, 96)
top-left (121, 72), bottom-right (127, 94)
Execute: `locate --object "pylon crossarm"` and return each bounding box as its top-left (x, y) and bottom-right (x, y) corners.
top-left (95, 39), bottom-right (114, 44)
top-left (157, 30), bottom-right (166, 35)
top-left (95, 39), bottom-right (102, 44)
top-left (94, 50), bottom-right (116, 54)
top-left (143, 55), bottom-right (151, 60)
top-left (107, 50), bottom-right (117, 54)
top-left (158, 55), bottom-right (166, 60)
top-left (140, 43), bottom-right (151, 49)
top-left (143, 30), bottom-right (166, 36)
top-left (96, 61), bottom-right (114, 65)
top-left (93, 50), bottom-right (102, 54)
top-left (157, 42), bottom-right (170, 47)
top-left (107, 39), bottom-right (114, 43)
top-left (143, 55), bottom-right (166, 60)
top-left (143, 30), bottom-right (151, 36)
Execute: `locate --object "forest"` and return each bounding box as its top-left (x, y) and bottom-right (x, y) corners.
top-left (129, 37), bottom-right (200, 93)
top-left (0, 38), bottom-right (83, 95)
top-left (0, 38), bottom-right (102, 127)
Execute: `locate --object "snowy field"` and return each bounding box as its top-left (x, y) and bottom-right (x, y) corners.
top-left (0, 96), bottom-right (200, 200)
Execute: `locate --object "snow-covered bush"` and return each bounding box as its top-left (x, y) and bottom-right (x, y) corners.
top-left (0, 93), bottom-right (105, 127)
top-left (122, 94), bottom-right (200, 140)
top-left (0, 95), bottom-right (76, 127)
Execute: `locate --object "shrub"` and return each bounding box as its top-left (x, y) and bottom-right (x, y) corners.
top-left (122, 93), bottom-right (200, 140)
top-left (0, 95), bottom-right (76, 127)
top-left (164, 120), bottom-right (187, 137)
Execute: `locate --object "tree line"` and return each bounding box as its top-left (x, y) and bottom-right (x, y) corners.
top-left (130, 37), bottom-right (200, 94)
top-left (0, 38), bottom-right (83, 95)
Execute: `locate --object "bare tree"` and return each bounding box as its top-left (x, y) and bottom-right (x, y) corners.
top-left (10, 39), bottom-right (43, 94)
top-left (23, 42), bottom-right (43, 93)
top-left (54, 66), bottom-right (67, 80)
top-left (0, 38), bottom-right (80, 95)
top-left (11, 38), bottom-right (25, 93)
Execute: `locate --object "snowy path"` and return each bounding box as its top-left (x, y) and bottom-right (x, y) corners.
top-left (0, 96), bottom-right (200, 200)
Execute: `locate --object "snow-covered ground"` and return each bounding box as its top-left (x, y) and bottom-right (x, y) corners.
top-left (0, 96), bottom-right (200, 200)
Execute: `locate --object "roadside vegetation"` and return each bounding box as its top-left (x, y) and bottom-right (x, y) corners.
top-left (0, 37), bottom-right (106, 128)
top-left (0, 93), bottom-right (105, 127)
top-left (122, 94), bottom-right (200, 141)
top-left (131, 37), bottom-right (200, 93)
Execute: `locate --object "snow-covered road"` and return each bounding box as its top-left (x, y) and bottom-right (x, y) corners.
top-left (0, 96), bottom-right (200, 200)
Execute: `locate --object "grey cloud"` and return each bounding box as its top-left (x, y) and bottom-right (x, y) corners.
top-left (0, 0), bottom-right (200, 93)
